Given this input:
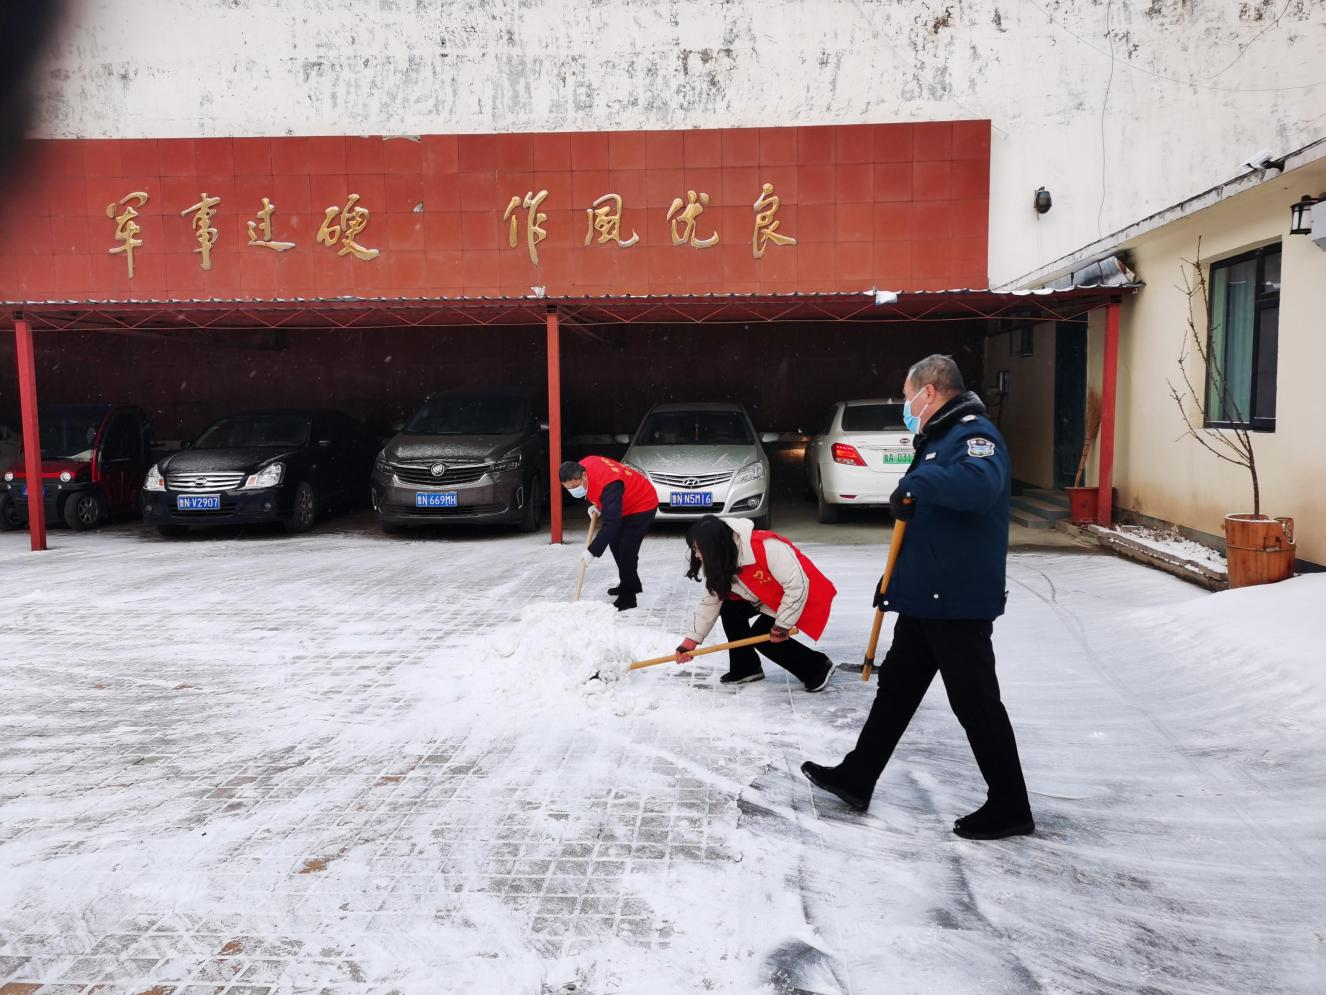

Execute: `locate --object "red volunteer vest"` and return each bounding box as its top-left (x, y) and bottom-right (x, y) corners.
top-left (734, 530), bottom-right (837, 641)
top-left (580, 456), bottom-right (658, 516)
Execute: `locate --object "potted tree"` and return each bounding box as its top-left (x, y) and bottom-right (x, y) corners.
top-left (1065, 389), bottom-right (1102, 523)
top-left (1168, 245), bottom-right (1294, 588)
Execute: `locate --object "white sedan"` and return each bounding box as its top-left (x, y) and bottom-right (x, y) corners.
top-left (803, 399), bottom-right (913, 523)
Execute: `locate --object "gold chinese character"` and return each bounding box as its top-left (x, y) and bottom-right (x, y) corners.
top-left (180, 193), bottom-right (221, 270)
top-left (247, 197), bottom-right (296, 252)
top-left (105, 191), bottom-right (148, 279)
top-left (504, 190), bottom-right (550, 265)
top-left (317, 194), bottom-right (380, 261)
top-left (584, 193), bottom-right (639, 248)
top-left (752, 182), bottom-right (797, 259)
top-left (666, 190), bottom-right (719, 248)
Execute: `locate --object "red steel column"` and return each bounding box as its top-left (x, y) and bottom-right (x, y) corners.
top-left (1096, 300), bottom-right (1121, 527)
top-left (14, 316), bottom-right (47, 551)
top-left (546, 305), bottom-right (563, 544)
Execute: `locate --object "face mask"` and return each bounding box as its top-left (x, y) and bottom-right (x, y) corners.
top-left (902, 388), bottom-right (931, 434)
top-left (568, 484), bottom-right (587, 499)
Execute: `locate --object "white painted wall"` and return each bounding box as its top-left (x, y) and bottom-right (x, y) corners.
top-left (31, 0), bottom-right (1326, 285)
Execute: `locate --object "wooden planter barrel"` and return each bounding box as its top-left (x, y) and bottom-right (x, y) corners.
top-left (1223, 514), bottom-right (1295, 589)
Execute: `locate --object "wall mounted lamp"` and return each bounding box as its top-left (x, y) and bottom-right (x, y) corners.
top-left (1289, 194), bottom-right (1318, 236)
top-left (1033, 187), bottom-right (1052, 215)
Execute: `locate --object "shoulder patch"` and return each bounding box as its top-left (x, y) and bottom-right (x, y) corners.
top-left (966, 437), bottom-right (996, 458)
top-left (961, 414), bottom-right (977, 423)
top-left (925, 452), bottom-right (938, 460)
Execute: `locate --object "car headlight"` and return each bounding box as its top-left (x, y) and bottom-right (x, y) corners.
top-left (59, 470), bottom-right (73, 483)
top-left (4, 471), bottom-right (14, 482)
top-left (732, 461), bottom-right (765, 486)
top-left (144, 464), bottom-right (166, 491)
top-left (240, 462), bottom-right (284, 490)
top-left (374, 449), bottom-right (387, 469)
top-left (489, 450), bottom-right (523, 473)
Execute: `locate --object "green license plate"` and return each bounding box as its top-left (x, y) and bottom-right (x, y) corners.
top-left (882, 452), bottom-right (911, 465)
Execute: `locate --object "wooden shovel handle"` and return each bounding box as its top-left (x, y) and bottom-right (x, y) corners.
top-left (863, 519), bottom-right (907, 681)
top-left (629, 627), bottom-right (800, 671)
top-left (573, 515), bottom-right (601, 602)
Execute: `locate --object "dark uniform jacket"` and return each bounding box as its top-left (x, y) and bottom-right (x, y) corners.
top-left (881, 391), bottom-right (1010, 620)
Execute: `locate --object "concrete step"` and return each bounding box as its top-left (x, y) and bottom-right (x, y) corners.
top-left (1011, 494), bottom-right (1071, 522)
top-left (1009, 508), bottom-right (1055, 530)
top-left (1023, 488), bottom-right (1070, 509)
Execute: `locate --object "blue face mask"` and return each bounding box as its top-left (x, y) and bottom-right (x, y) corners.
top-left (902, 388), bottom-right (931, 434)
top-left (568, 484), bottom-right (587, 499)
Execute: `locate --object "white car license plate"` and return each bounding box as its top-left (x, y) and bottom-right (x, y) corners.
top-left (416, 492), bottom-right (459, 508)
top-left (670, 491), bottom-right (713, 508)
top-left (177, 494), bottom-right (220, 511)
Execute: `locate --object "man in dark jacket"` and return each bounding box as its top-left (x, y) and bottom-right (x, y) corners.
top-left (801, 354), bottom-right (1034, 840)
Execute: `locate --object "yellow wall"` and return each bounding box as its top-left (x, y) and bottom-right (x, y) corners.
top-left (1005, 157), bottom-right (1326, 565)
top-left (985, 321), bottom-right (1058, 488)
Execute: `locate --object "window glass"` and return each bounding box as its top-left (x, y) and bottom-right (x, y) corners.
top-left (841, 403), bottom-right (906, 432)
top-left (1206, 246), bottom-right (1279, 428)
top-left (636, 411), bottom-right (754, 446)
top-left (406, 396), bottom-right (529, 435)
top-left (100, 416), bottom-right (133, 461)
top-left (1254, 305), bottom-right (1279, 424)
top-left (38, 406), bottom-right (106, 460)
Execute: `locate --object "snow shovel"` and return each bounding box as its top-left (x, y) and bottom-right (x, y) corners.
top-left (627, 627), bottom-right (800, 671)
top-left (862, 520), bottom-right (907, 682)
top-left (573, 515), bottom-right (601, 602)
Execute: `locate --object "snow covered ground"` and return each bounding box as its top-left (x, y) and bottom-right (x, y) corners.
top-left (1, 520), bottom-right (1323, 994)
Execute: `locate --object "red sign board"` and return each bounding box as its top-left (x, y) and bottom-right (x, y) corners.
top-left (2, 121), bottom-right (990, 303)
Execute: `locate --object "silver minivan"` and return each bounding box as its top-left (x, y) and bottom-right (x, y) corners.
top-left (619, 402), bottom-right (775, 528)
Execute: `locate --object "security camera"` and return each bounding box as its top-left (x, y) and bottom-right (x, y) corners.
top-left (1241, 149), bottom-right (1280, 171)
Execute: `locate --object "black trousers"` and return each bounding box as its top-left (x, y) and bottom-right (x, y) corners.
top-left (608, 509), bottom-right (655, 594)
top-left (841, 614), bottom-right (1030, 812)
top-left (720, 599), bottom-right (827, 684)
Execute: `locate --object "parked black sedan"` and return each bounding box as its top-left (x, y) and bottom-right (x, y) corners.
top-left (141, 409), bottom-right (377, 537)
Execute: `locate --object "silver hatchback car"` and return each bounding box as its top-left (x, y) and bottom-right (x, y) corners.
top-left (619, 402), bottom-right (775, 528)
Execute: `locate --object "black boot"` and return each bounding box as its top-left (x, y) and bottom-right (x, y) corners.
top-left (800, 761), bottom-right (870, 812)
top-left (953, 801), bottom-right (1034, 840)
top-left (613, 592), bottom-right (637, 612)
top-left (719, 668), bottom-right (764, 685)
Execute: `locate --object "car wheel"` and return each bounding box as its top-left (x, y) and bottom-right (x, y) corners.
top-left (283, 481), bottom-right (318, 534)
top-left (156, 523), bottom-right (188, 538)
top-left (0, 494), bottom-right (21, 531)
top-left (64, 491), bottom-right (106, 530)
top-left (519, 477), bottom-right (545, 533)
top-left (816, 484), bottom-right (840, 524)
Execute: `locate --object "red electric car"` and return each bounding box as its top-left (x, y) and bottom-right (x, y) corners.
top-left (0, 404), bottom-right (155, 531)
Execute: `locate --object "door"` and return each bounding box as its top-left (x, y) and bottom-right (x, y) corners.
top-left (1053, 322), bottom-right (1088, 489)
top-left (97, 413), bottom-right (144, 513)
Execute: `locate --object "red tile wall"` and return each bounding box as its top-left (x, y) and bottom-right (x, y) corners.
top-left (1, 122), bottom-right (990, 303)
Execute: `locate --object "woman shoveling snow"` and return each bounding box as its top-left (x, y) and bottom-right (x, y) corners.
top-left (673, 515), bottom-right (837, 691)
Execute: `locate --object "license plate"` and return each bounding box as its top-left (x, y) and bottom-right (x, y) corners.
top-left (882, 452), bottom-right (912, 465)
top-left (19, 484), bottom-right (46, 498)
top-left (416, 492), bottom-right (458, 508)
top-left (177, 494), bottom-right (220, 511)
top-left (670, 491), bottom-right (713, 508)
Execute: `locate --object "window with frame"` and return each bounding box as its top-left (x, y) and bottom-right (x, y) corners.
top-left (1206, 244), bottom-right (1280, 430)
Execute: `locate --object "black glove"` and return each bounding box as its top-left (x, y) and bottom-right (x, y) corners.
top-left (871, 575), bottom-right (886, 609)
top-left (889, 486), bottom-right (915, 521)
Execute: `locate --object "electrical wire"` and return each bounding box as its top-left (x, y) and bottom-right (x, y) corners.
top-left (1098, 0), bottom-right (1115, 238)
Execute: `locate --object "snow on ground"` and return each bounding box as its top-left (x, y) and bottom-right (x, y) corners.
top-left (1112, 525), bottom-right (1228, 574)
top-left (1, 520), bottom-right (1323, 994)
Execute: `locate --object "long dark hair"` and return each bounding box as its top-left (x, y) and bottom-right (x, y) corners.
top-left (685, 515), bottom-right (740, 598)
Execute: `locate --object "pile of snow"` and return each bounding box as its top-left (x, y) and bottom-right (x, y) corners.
top-left (1114, 524), bottom-right (1227, 573)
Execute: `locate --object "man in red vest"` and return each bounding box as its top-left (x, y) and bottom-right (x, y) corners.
top-left (560, 457), bottom-right (659, 611)
top-left (673, 514), bottom-right (837, 690)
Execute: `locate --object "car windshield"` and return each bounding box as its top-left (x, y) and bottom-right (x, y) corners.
top-left (841, 403), bottom-right (906, 432)
top-left (405, 395), bottom-right (529, 435)
top-left (195, 414), bottom-right (311, 449)
top-left (636, 411), bottom-right (753, 446)
top-left (38, 407), bottom-right (107, 460)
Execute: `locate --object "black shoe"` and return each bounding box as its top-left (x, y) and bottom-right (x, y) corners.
top-left (953, 802), bottom-right (1035, 840)
top-left (613, 593), bottom-right (637, 612)
top-left (719, 669), bottom-right (764, 685)
top-left (800, 761), bottom-right (870, 812)
top-left (804, 657), bottom-right (834, 693)
top-left (608, 585), bottom-right (642, 597)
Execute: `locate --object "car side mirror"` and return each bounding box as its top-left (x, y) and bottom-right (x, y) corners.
top-left (317, 438), bottom-right (333, 448)
top-left (613, 434), bottom-right (631, 445)
top-left (760, 432), bottom-right (780, 444)
top-left (390, 420), bottom-right (405, 433)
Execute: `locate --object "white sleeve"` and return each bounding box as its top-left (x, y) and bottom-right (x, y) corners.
top-left (764, 539), bottom-right (810, 631)
top-left (686, 589), bottom-right (722, 643)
